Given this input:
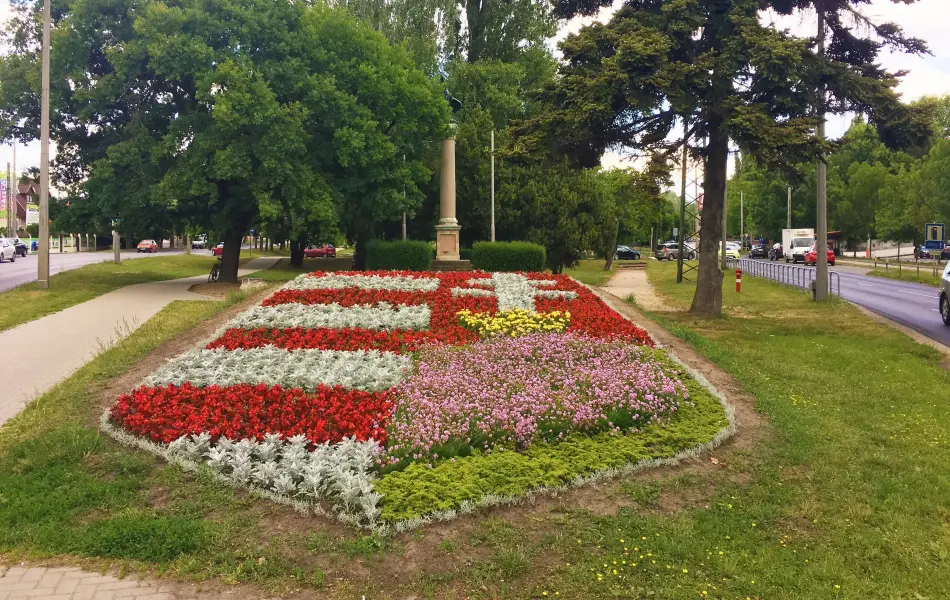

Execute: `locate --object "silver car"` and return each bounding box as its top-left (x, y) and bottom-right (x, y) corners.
top-left (940, 261), bottom-right (950, 325)
top-left (0, 237), bottom-right (17, 263)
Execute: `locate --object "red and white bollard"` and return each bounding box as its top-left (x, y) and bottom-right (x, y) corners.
top-left (736, 267), bottom-right (742, 293)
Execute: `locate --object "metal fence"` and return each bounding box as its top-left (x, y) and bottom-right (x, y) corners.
top-left (726, 257), bottom-right (841, 297)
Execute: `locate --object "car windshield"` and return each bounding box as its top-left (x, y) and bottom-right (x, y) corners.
top-left (792, 238), bottom-right (814, 248)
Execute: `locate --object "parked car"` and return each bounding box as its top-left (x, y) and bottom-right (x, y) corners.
top-left (941, 246), bottom-right (950, 260)
top-left (750, 243), bottom-right (767, 259)
top-left (304, 243), bottom-right (337, 259)
top-left (615, 245), bottom-right (641, 260)
top-left (654, 241), bottom-right (695, 261)
top-left (0, 237), bottom-right (17, 263)
top-left (916, 245), bottom-right (933, 259)
top-left (212, 243), bottom-right (224, 257)
top-left (12, 238), bottom-right (27, 257)
top-left (136, 239), bottom-right (158, 253)
top-left (191, 236), bottom-right (207, 250)
top-left (804, 244), bottom-right (836, 266)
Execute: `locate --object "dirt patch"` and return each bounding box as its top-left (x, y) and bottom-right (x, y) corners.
top-left (188, 282), bottom-right (243, 298)
top-left (603, 269), bottom-right (666, 312)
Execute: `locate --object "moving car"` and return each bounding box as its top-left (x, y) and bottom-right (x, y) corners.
top-left (940, 262), bottom-right (950, 326)
top-left (192, 236), bottom-right (207, 250)
top-left (12, 238), bottom-right (27, 257)
top-left (782, 228), bottom-right (816, 264)
top-left (304, 243), bottom-right (337, 258)
top-left (212, 243), bottom-right (224, 257)
top-left (136, 239), bottom-right (158, 253)
top-left (804, 244), bottom-right (835, 266)
top-left (654, 241), bottom-right (695, 261)
top-left (769, 243), bottom-right (784, 261)
top-left (724, 242), bottom-right (741, 260)
top-left (0, 238), bottom-right (17, 263)
top-left (750, 243), bottom-right (767, 259)
top-left (916, 245), bottom-right (933, 259)
top-left (615, 245), bottom-right (641, 260)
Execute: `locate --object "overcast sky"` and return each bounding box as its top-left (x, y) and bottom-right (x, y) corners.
top-left (1, 0), bottom-right (948, 179)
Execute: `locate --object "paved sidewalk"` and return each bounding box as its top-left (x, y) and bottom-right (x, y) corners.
top-left (0, 564), bottom-right (258, 599)
top-left (0, 257), bottom-right (280, 428)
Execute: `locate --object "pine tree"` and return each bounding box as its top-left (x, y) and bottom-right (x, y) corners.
top-left (517, 0), bottom-right (932, 314)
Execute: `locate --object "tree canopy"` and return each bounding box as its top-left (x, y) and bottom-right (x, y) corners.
top-left (516, 0), bottom-right (931, 314)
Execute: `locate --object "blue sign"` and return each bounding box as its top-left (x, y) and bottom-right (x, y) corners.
top-left (925, 240), bottom-right (945, 250)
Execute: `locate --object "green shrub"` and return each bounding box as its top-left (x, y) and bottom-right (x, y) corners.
top-left (460, 247), bottom-right (474, 261)
top-left (365, 239), bottom-right (434, 271)
top-left (471, 241), bottom-right (547, 272)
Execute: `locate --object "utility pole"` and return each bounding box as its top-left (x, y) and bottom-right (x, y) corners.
top-left (490, 129), bottom-right (496, 242)
top-left (815, 9), bottom-right (829, 301)
top-left (676, 124), bottom-right (688, 283)
top-left (37, 0), bottom-right (51, 289)
top-left (6, 163), bottom-right (11, 237)
top-left (740, 191), bottom-right (744, 246)
top-left (787, 186), bottom-right (792, 229)
top-left (401, 213), bottom-right (407, 241)
top-left (721, 157), bottom-right (728, 271)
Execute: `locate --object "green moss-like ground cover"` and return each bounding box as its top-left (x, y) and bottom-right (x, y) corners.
top-left (375, 375), bottom-right (729, 523)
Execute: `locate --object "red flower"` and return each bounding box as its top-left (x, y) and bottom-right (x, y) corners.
top-left (110, 382), bottom-right (393, 445)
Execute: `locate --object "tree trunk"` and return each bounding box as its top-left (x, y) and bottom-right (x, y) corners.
top-left (689, 116), bottom-right (727, 316)
top-left (290, 239), bottom-right (305, 267)
top-left (352, 236), bottom-right (368, 271)
top-left (219, 232), bottom-right (243, 283)
top-left (604, 218), bottom-right (619, 271)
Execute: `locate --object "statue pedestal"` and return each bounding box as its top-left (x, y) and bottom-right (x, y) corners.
top-left (435, 222), bottom-right (461, 261)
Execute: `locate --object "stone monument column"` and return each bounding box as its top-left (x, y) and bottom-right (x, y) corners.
top-left (435, 124), bottom-right (461, 261)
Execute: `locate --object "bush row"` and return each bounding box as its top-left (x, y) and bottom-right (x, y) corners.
top-left (365, 240), bottom-right (434, 271)
top-left (471, 241), bottom-right (546, 272)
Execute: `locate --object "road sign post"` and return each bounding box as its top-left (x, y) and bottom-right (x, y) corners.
top-left (925, 223), bottom-right (945, 251)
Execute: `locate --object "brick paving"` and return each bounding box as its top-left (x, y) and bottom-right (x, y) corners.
top-left (0, 565), bottom-right (186, 600)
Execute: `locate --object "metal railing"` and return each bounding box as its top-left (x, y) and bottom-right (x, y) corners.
top-left (726, 257), bottom-right (840, 297)
top-left (873, 257), bottom-right (943, 278)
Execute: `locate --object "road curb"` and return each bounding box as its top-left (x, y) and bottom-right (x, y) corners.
top-left (853, 304), bottom-right (950, 358)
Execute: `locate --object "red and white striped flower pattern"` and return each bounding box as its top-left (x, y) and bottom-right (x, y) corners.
top-left (105, 269), bottom-right (653, 526)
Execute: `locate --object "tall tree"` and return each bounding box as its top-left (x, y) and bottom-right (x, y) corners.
top-left (0, 0), bottom-right (448, 280)
top-left (517, 0), bottom-right (931, 315)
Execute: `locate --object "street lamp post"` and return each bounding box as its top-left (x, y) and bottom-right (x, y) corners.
top-left (37, 0), bottom-right (51, 288)
top-left (815, 11), bottom-right (829, 301)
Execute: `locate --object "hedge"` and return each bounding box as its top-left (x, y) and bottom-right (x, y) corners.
top-left (459, 247), bottom-right (474, 261)
top-left (365, 239), bottom-right (434, 271)
top-left (471, 241), bottom-right (547, 272)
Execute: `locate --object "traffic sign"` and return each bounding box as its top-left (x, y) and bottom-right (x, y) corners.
top-left (926, 223), bottom-right (945, 250)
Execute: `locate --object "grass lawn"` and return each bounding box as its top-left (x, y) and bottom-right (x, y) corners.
top-left (565, 259), bottom-right (619, 286)
top-left (865, 264), bottom-right (943, 287)
top-left (0, 255), bottom-right (221, 333)
top-left (3, 259), bottom-right (950, 598)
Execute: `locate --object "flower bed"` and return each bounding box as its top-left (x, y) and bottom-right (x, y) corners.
top-left (105, 270), bottom-right (732, 531)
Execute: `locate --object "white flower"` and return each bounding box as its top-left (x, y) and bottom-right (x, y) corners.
top-left (146, 347), bottom-right (411, 392)
top-left (227, 302), bottom-right (431, 331)
top-left (282, 273), bottom-right (440, 292)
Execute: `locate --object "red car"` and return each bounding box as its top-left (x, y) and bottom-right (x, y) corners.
top-left (304, 243), bottom-right (336, 258)
top-left (136, 239), bottom-right (158, 253)
top-left (212, 243), bottom-right (224, 256)
top-left (804, 244), bottom-right (835, 266)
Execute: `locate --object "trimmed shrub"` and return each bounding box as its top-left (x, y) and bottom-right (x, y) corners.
top-left (366, 239), bottom-right (434, 271)
top-left (459, 247), bottom-right (474, 261)
top-left (471, 241), bottom-right (547, 272)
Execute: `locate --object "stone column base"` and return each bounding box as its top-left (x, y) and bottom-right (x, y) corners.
top-left (434, 223), bottom-right (461, 262)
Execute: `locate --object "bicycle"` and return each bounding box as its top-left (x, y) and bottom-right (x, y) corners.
top-left (208, 257), bottom-right (222, 283)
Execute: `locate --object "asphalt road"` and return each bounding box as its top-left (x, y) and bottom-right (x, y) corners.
top-left (0, 249), bottom-right (194, 294)
top-left (739, 258), bottom-right (950, 347)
